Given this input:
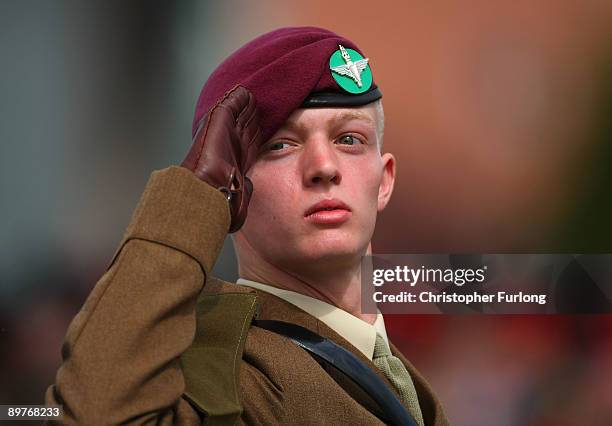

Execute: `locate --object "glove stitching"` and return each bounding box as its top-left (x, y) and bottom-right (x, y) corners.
top-left (241, 105), bottom-right (257, 135)
top-left (234, 101), bottom-right (253, 133)
top-left (246, 127), bottom-right (261, 150)
top-left (193, 107), bottom-right (217, 169)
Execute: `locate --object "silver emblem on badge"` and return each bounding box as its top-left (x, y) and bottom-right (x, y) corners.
top-left (330, 45), bottom-right (370, 88)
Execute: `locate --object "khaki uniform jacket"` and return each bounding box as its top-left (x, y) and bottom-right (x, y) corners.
top-left (45, 166), bottom-right (449, 425)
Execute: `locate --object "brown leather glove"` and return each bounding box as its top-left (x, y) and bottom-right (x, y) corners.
top-left (182, 85), bottom-right (262, 233)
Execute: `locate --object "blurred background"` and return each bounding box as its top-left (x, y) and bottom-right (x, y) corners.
top-left (1, 1), bottom-right (611, 424)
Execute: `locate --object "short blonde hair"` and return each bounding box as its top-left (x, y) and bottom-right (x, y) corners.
top-left (373, 99), bottom-right (385, 149)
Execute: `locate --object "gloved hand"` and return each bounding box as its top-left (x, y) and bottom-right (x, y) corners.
top-left (181, 85), bottom-right (261, 233)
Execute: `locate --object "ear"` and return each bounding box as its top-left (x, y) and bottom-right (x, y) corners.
top-left (377, 152), bottom-right (396, 212)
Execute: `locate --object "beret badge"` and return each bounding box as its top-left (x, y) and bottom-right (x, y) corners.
top-left (329, 44), bottom-right (373, 94)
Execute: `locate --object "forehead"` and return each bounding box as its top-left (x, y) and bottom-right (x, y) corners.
top-left (279, 104), bottom-right (379, 132)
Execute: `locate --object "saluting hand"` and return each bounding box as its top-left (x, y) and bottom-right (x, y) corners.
top-left (181, 85), bottom-right (262, 233)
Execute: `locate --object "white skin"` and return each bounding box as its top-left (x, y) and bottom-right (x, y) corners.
top-left (233, 102), bottom-right (396, 324)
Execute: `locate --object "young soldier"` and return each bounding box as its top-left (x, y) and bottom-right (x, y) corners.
top-left (46, 27), bottom-right (448, 425)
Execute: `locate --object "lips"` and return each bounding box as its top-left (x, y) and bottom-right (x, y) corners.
top-left (304, 199), bottom-right (352, 225)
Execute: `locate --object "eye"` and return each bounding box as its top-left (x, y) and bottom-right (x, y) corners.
top-left (258, 139), bottom-right (299, 158)
top-left (336, 134), bottom-right (363, 146)
top-left (267, 141), bottom-right (292, 151)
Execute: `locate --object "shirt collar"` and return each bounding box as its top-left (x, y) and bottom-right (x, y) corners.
top-left (237, 278), bottom-right (389, 360)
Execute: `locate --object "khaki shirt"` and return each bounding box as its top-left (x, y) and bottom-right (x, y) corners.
top-left (237, 278), bottom-right (391, 359)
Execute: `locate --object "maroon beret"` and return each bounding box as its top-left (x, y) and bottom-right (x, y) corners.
top-left (192, 26), bottom-right (382, 142)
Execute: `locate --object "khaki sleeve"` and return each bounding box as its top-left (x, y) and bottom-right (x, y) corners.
top-left (45, 166), bottom-right (231, 425)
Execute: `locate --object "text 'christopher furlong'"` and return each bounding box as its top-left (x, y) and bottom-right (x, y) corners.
top-left (373, 291), bottom-right (548, 305)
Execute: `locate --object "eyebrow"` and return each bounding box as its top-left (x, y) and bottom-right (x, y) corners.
top-left (332, 111), bottom-right (376, 126)
top-left (281, 110), bottom-right (376, 134)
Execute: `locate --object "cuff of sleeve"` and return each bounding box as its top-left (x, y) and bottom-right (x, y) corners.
top-left (112, 166), bottom-right (231, 274)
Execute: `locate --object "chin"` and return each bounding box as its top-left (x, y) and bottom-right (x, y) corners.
top-left (297, 235), bottom-right (366, 264)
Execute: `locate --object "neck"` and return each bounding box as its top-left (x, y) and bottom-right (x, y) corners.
top-left (238, 249), bottom-right (376, 325)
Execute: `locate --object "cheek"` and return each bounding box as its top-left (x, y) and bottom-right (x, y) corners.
top-left (344, 159), bottom-right (383, 206)
top-left (246, 164), bottom-right (300, 229)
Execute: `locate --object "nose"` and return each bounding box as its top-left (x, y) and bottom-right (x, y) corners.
top-left (301, 137), bottom-right (342, 187)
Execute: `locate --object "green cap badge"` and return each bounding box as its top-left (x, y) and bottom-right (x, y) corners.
top-left (329, 45), bottom-right (373, 94)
